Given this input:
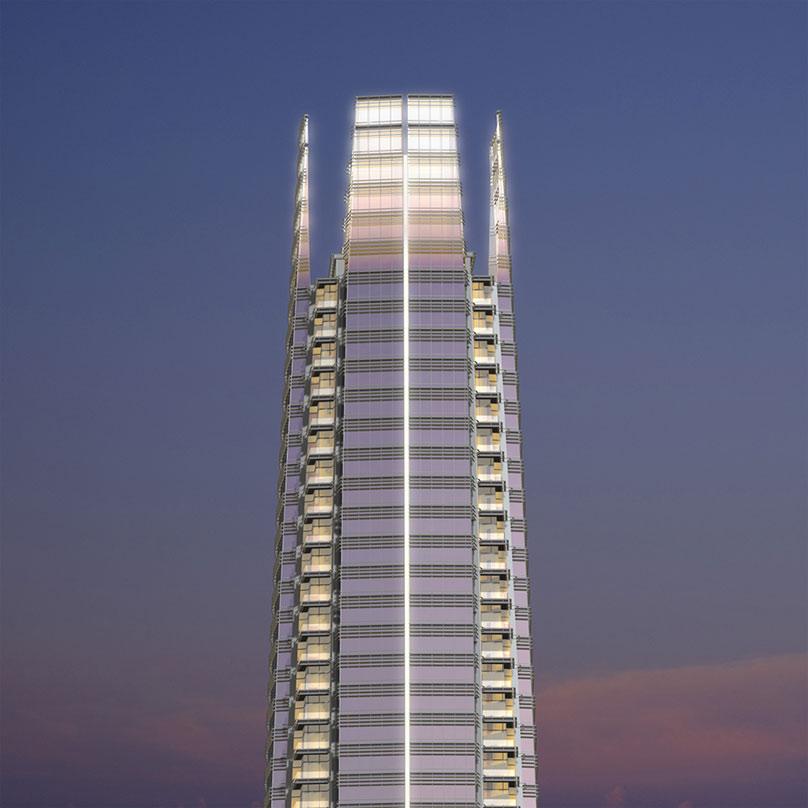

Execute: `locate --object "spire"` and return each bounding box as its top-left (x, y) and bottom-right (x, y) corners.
top-left (488, 111), bottom-right (512, 283)
top-left (291, 115), bottom-right (311, 289)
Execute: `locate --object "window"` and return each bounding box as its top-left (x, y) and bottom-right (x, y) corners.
top-left (407, 97), bottom-right (454, 124)
top-left (353, 127), bottom-right (402, 154)
top-left (356, 97), bottom-right (402, 126)
top-left (408, 127), bottom-right (456, 152)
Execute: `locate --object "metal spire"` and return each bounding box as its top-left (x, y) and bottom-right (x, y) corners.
top-left (488, 111), bottom-right (513, 283)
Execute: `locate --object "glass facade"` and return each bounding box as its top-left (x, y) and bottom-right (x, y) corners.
top-left (266, 97), bottom-right (537, 808)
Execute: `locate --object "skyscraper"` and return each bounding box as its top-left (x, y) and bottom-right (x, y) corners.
top-left (266, 95), bottom-right (537, 808)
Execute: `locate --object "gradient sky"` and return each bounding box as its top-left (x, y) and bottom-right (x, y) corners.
top-left (2, 2), bottom-right (806, 807)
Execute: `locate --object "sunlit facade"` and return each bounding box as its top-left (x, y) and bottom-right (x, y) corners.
top-left (265, 95), bottom-right (537, 808)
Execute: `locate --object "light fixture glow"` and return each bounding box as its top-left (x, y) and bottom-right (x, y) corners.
top-left (402, 126), bottom-right (411, 808)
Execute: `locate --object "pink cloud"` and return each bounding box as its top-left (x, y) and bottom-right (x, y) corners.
top-left (538, 653), bottom-right (807, 807)
top-left (3, 653), bottom-right (806, 807)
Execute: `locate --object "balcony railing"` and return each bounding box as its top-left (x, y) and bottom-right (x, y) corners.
top-left (303, 529), bottom-right (332, 545)
top-left (481, 641), bottom-right (512, 659)
top-left (293, 731), bottom-right (329, 752)
top-left (482, 698), bottom-right (514, 717)
top-left (472, 286), bottom-right (493, 306)
top-left (476, 408), bottom-right (500, 424)
top-left (480, 584), bottom-right (509, 600)
top-left (483, 761), bottom-right (517, 777)
top-left (482, 671), bottom-right (512, 687)
top-left (307, 437), bottom-right (334, 456)
top-left (311, 352), bottom-right (336, 368)
top-left (474, 349), bottom-right (497, 365)
top-left (301, 558), bottom-right (332, 575)
top-left (291, 792), bottom-right (329, 808)
top-left (299, 615), bottom-right (331, 633)
top-left (482, 790), bottom-right (517, 807)
top-left (309, 411), bottom-right (335, 427)
top-left (304, 496), bottom-right (333, 516)
top-left (295, 701), bottom-right (330, 722)
top-left (292, 764), bottom-right (330, 782)
top-left (478, 497), bottom-right (504, 512)
top-left (295, 673), bottom-right (330, 693)
top-left (306, 470), bottom-right (334, 486)
top-left (480, 552), bottom-right (508, 571)
top-left (298, 643), bottom-right (331, 663)
top-left (314, 291), bottom-right (338, 309)
top-left (299, 584), bottom-right (331, 604)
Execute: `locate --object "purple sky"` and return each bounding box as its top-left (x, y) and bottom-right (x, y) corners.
top-left (2, 2), bottom-right (806, 807)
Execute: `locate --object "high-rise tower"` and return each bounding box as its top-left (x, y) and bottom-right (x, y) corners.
top-left (266, 95), bottom-right (537, 808)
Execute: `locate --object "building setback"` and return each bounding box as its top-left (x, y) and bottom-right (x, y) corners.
top-left (265, 95), bottom-right (537, 808)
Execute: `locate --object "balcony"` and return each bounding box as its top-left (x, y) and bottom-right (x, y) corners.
top-left (478, 463), bottom-right (503, 482)
top-left (473, 316), bottom-right (495, 335)
top-left (298, 611), bottom-right (331, 634)
top-left (310, 384), bottom-right (336, 399)
top-left (483, 787), bottom-right (518, 807)
top-left (480, 551), bottom-right (508, 571)
top-left (293, 729), bottom-right (329, 753)
top-left (483, 730), bottom-right (516, 749)
top-left (476, 433), bottom-right (501, 453)
top-left (301, 554), bottom-right (332, 576)
top-left (291, 789), bottom-right (330, 808)
top-left (313, 322), bottom-right (337, 340)
top-left (478, 496), bottom-right (504, 513)
top-left (475, 406), bottom-right (500, 425)
top-left (307, 433), bottom-right (334, 457)
top-left (301, 556), bottom-right (332, 576)
top-left (292, 758), bottom-right (330, 782)
top-left (481, 641), bottom-right (512, 660)
top-left (310, 371), bottom-right (336, 399)
top-left (295, 671), bottom-right (330, 693)
top-left (472, 284), bottom-right (493, 306)
top-left (480, 525), bottom-right (506, 542)
top-left (474, 347), bottom-right (497, 366)
top-left (481, 609), bottom-right (510, 630)
top-left (295, 697), bottom-right (330, 722)
top-left (311, 346), bottom-right (337, 368)
top-left (314, 287), bottom-right (338, 310)
top-left (482, 670), bottom-right (512, 687)
top-left (309, 409), bottom-right (335, 428)
top-left (299, 582), bottom-right (331, 604)
top-left (482, 694), bottom-right (514, 717)
top-left (303, 524), bottom-right (332, 545)
top-left (480, 581), bottom-right (509, 601)
top-left (298, 641), bottom-right (331, 663)
top-left (304, 494), bottom-right (333, 516)
top-left (483, 758), bottom-right (517, 778)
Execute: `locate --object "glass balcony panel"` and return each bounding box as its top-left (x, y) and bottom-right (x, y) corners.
top-left (299, 607), bottom-right (331, 634)
top-left (295, 694), bottom-right (330, 722)
top-left (293, 728), bottom-right (330, 752)
top-left (295, 665), bottom-right (330, 693)
top-left (298, 639), bottom-right (331, 663)
top-left (300, 581), bottom-right (331, 604)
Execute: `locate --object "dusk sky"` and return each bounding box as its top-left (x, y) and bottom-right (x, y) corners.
top-left (2, 2), bottom-right (806, 807)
